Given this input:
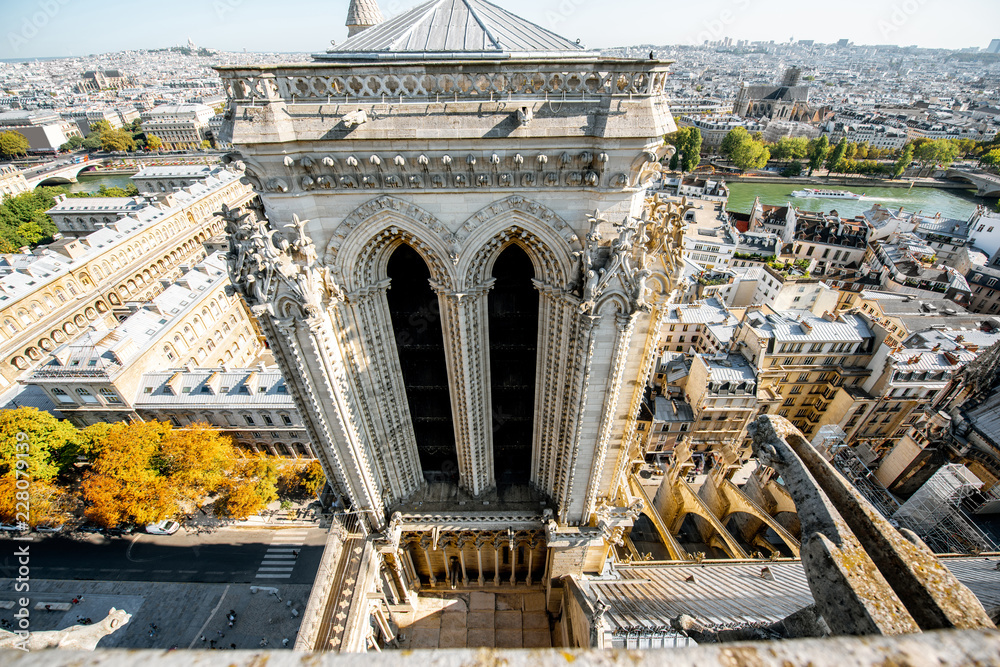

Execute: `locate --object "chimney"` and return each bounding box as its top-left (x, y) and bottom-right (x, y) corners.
top-left (346, 0), bottom-right (384, 37)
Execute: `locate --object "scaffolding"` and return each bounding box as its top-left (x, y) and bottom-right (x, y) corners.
top-left (892, 464), bottom-right (997, 554)
top-left (830, 444), bottom-right (900, 519)
top-left (826, 437), bottom-right (996, 554)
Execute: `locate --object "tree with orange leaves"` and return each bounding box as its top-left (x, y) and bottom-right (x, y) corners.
top-left (215, 453), bottom-right (279, 520)
top-left (160, 423), bottom-right (237, 502)
top-left (0, 476), bottom-right (74, 527)
top-left (80, 420), bottom-right (239, 528)
top-left (80, 421), bottom-right (176, 528)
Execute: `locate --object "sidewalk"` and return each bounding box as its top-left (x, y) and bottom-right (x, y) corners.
top-left (0, 579), bottom-right (311, 650)
top-left (185, 500), bottom-right (329, 532)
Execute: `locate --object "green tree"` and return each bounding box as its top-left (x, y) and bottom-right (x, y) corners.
top-left (720, 127), bottom-right (750, 159)
top-left (664, 127), bottom-right (703, 173)
top-left (146, 134), bottom-right (162, 151)
top-left (87, 120), bottom-right (112, 135)
top-left (856, 142), bottom-right (870, 160)
top-left (826, 138), bottom-right (848, 174)
top-left (0, 189), bottom-right (60, 252)
top-left (731, 139), bottom-right (770, 172)
top-left (60, 135), bottom-right (84, 152)
top-left (780, 161), bottom-right (803, 177)
top-left (807, 136), bottom-right (829, 176)
top-left (81, 134), bottom-right (102, 151)
top-left (955, 139), bottom-right (977, 157)
top-left (680, 127), bottom-right (702, 172)
top-left (893, 143), bottom-right (915, 178)
top-left (771, 136), bottom-right (810, 161)
top-left (979, 148), bottom-right (1000, 172)
top-left (914, 139), bottom-right (960, 170)
top-left (0, 407), bottom-right (80, 483)
top-left (0, 131), bottom-right (30, 159)
top-left (100, 129), bottom-right (136, 152)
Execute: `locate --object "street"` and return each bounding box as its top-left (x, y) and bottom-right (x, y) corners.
top-left (0, 526), bottom-right (327, 585)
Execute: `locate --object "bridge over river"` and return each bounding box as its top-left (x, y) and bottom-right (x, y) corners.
top-left (944, 168), bottom-right (1000, 198)
top-left (20, 152), bottom-right (225, 189)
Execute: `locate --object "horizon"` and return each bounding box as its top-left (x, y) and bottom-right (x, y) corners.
top-left (1, 0), bottom-right (998, 61)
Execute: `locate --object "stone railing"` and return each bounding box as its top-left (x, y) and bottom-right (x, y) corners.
top-left (2, 630), bottom-right (1000, 665)
top-left (216, 61), bottom-right (671, 104)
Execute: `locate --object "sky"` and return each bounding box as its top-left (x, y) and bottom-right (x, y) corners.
top-left (1, 0), bottom-right (998, 60)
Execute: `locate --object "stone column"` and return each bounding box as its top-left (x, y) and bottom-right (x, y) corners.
top-left (526, 540), bottom-right (536, 586)
top-left (582, 312), bottom-right (638, 520)
top-left (493, 541), bottom-right (501, 587)
top-left (531, 285), bottom-right (582, 498)
top-left (475, 536), bottom-right (488, 587)
top-left (341, 281), bottom-right (423, 501)
top-left (457, 537), bottom-right (470, 586)
top-left (420, 536), bottom-right (436, 587)
top-left (434, 280), bottom-right (495, 495)
top-left (509, 542), bottom-right (517, 586)
top-left (554, 312), bottom-right (601, 524)
top-left (262, 312), bottom-right (385, 529)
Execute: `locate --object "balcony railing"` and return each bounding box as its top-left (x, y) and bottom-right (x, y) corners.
top-left (217, 61), bottom-right (672, 104)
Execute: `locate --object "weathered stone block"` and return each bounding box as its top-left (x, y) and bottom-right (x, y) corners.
top-left (495, 610), bottom-right (522, 630)
top-left (469, 592), bottom-right (495, 611)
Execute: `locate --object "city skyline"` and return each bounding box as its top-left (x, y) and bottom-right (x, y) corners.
top-left (0, 0), bottom-right (998, 60)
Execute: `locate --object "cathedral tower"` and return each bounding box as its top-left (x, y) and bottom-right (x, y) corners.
top-left (345, 0), bottom-right (384, 37)
top-left (217, 0), bottom-right (681, 608)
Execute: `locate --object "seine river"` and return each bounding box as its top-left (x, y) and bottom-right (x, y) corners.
top-left (61, 172), bottom-right (136, 194)
top-left (726, 182), bottom-right (997, 221)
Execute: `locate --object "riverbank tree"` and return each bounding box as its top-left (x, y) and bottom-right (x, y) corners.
top-left (720, 127), bottom-right (770, 172)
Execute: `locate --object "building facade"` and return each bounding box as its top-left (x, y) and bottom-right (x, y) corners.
top-left (27, 253), bottom-right (262, 427)
top-left (0, 167), bottom-right (252, 387)
top-left (217, 0), bottom-right (684, 607)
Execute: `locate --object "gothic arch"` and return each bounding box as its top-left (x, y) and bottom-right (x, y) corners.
top-left (327, 196), bottom-right (454, 292)
top-left (457, 197), bottom-right (580, 290)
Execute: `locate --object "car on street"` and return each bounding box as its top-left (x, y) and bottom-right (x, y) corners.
top-left (77, 524), bottom-right (104, 534)
top-left (34, 524), bottom-right (65, 533)
top-left (145, 520), bottom-right (181, 535)
top-left (0, 523), bottom-right (25, 532)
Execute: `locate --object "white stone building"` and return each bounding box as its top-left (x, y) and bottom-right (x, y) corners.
top-left (217, 0), bottom-right (683, 606)
top-left (140, 103), bottom-right (214, 149)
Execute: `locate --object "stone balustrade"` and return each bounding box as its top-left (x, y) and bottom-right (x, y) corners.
top-left (217, 61), bottom-right (672, 104)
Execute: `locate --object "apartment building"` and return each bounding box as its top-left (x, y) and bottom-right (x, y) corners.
top-left (131, 165), bottom-right (215, 194)
top-left (636, 395), bottom-right (694, 460)
top-left (787, 212), bottom-right (869, 275)
top-left (661, 299), bottom-right (737, 355)
top-left (28, 253), bottom-right (261, 427)
top-left (45, 194), bottom-right (149, 237)
top-left (855, 292), bottom-right (980, 348)
top-left (683, 353), bottom-right (759, 456)
top-left (0, 167), bottom-right (252, 387)
top-left (726, 264), bottom-right (840, 314)
top-left (866, 238), bottom-right (972, 306)
top-left (0, 109), bottom-right (82, 153)
top-left (0, 165), bottom-right (29, 198)
top-left (966, 266), bottom-right (1000, 315)
top-left (133, 367), bottom-right (313, 459)
top-left (732, 310), bottom-right (876, 439)
top-left (140, 103), bottom-right (215, 149)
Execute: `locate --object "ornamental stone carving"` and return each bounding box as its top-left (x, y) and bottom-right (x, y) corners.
top-left (218, 204), bottom-right (334, 320)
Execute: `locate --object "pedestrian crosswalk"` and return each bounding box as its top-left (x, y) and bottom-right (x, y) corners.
top-left (255, 529), bottom-right (307, 580)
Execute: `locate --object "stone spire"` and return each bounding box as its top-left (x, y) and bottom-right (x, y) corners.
top-left (346, 0), bottom-right (384, 37)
